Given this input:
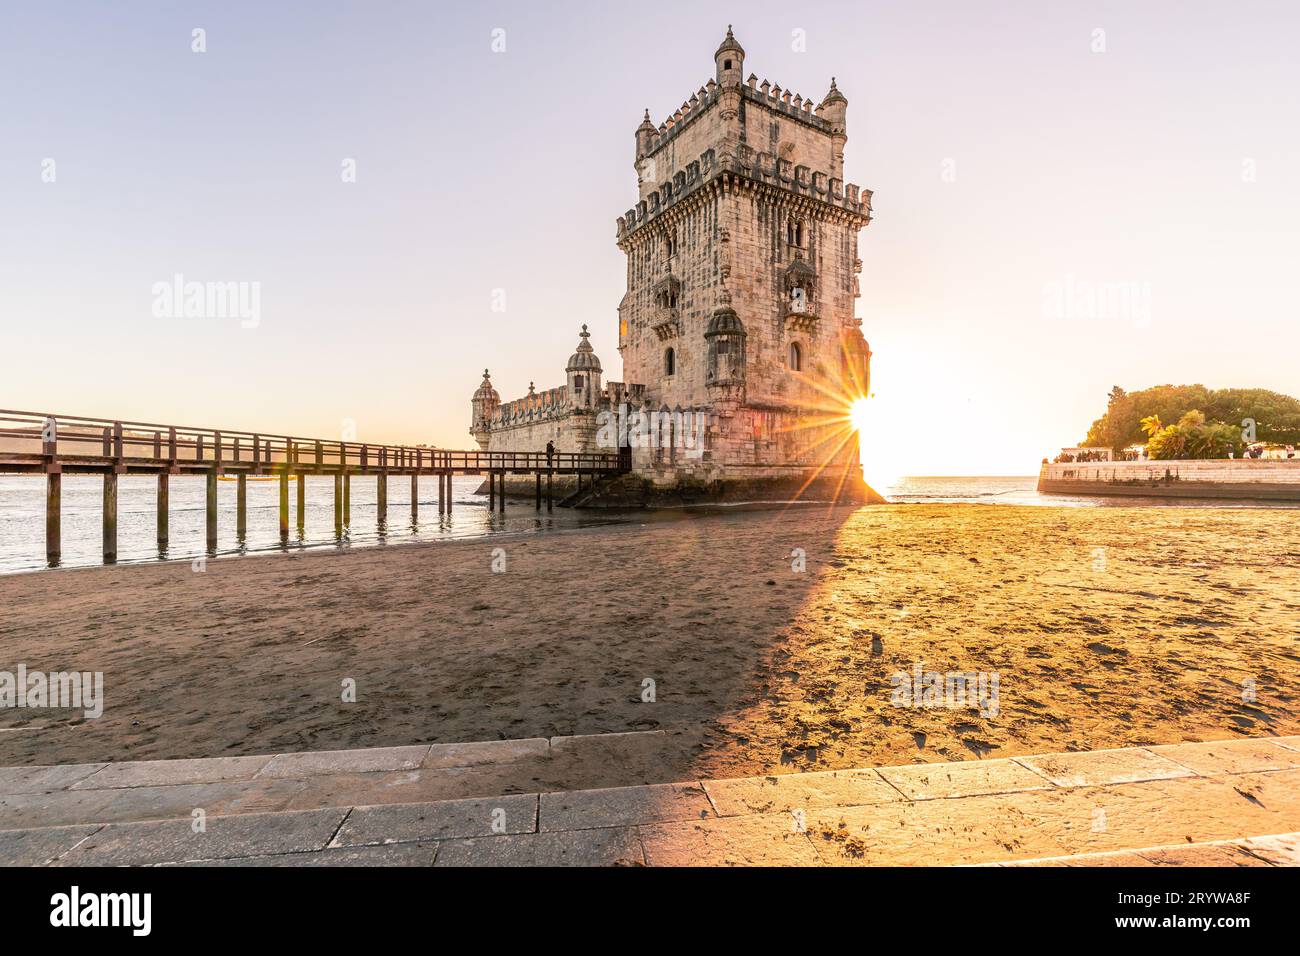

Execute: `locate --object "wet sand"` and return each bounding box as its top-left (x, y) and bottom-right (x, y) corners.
top-left (1, 504), bottom-right (1297, 784)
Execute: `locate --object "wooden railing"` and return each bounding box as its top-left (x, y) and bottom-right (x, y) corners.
top-left (0, 409), bottom-right (625, 475)
top-left (0, 408), bottom-right (630, 565)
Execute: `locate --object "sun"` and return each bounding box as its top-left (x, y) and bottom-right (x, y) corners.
top-left (849, 396), bottom-right (872, 434)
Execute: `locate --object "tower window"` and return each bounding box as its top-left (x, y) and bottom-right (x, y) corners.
top-left (665, 347), bottom-right (676, 376)
top-left (573, 375), bottom-right (584, 389)
top-left (724, 60), bottom-right (732, 70)
top-left (788, 342), bottom-right (802, 372)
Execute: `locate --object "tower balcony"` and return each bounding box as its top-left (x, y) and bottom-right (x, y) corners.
top-left (652, 308), bottom-right (682, 341)
top-left (784, 310), bottom-right (819, 334)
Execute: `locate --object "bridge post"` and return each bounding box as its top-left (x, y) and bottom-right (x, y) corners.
top-left (46, 473), bottom-right (61, 566)
top-left (157, 474), bottom-right (169, 551)
top-left (103, 472), bottom-right (118, 563)
top-left (296, 472), bottom-right (306, 535)
top-left (377, 473), bottom-right (387, 529)
top-left (488, 471), bottom-right (495, 511)
top-left (547, 469), bottom-right (553, 512)
top-left (344, 474), bottom-right (351, 526)
top-left (236, 473), bottom-right (247, 541)
top-left (437, 472), bottom-right (445, 514)
top-left (498, 472), bottom-right (505, 512)
top-left (278, 472), bottom-right (289, 540)
top-left (333, 474), bottom-right (343, 538)
top-left (535, 472), bottom-right (541, 510)
top-left (411, 473), bottom-right (418, 523)
top-left (206, 470), bottom-right (218, 552)
top-left (446, 472), bottom-right (453, 514)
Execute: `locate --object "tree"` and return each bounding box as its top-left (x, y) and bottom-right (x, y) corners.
top-left (1084, 384), bottom-right (1300, 451)
top-left (1144, 410), bottom-right (1241, 460)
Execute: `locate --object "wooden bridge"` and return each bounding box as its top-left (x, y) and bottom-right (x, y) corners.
top-left (0, 409), bottom-right (629, 565)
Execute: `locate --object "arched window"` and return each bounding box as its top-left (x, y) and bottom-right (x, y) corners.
top-left (788, 342), bottom-right (802, 372)
top-left (665, 347), bottom-right (676, 376)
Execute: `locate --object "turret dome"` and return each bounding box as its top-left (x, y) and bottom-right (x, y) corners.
top-left (473, 369), bottom-right (499, 403)
top-left (705, 306), bottom-right (746, 337)
top-left (566, 324), bottom-right (603, 373)
top-left (714, 25), bottom-right (744, 60)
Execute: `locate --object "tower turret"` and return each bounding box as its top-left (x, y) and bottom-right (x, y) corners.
top-left (705, 302), bottom-right (747, 398)
top-left (565, 324), bottom-right (603, 410)
top-left (470, 368), bottom-right (500, 450)
top-left (714, 26), bottom-right (745, 164)
top-left (714, 25), bottom-right (744, 86)
top-left (635, 109), bottom-right (656, 163)
top-left (821, 77), bottom-right (848, 180)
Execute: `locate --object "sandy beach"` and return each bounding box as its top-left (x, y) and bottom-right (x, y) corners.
top-left (1, 504), bottom-right (1297, 785)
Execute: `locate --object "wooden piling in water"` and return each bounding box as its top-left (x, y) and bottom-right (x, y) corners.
top-left (206, 471), bottom-right (218, 551)
top-left (236, 474), bottom-right (247, 540)
top-left (278, 473), bottom-right (289, 539)
top-left (103, 472), bottom-right (118, 563)
top-left (333, 474), bottom-right (343, 537)
top-left (2, 412), bottom-right (629, 567)
top-left (157, 474), bottom-right (169, 551)
top-left (46, 473), bottom-right (60, 565)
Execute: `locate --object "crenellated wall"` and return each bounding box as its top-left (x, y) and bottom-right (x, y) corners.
top-left (617, 145), bottom-right (869, 241)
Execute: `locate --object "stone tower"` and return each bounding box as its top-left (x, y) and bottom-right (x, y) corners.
top-left (615, 27), bottom-right (874, 494)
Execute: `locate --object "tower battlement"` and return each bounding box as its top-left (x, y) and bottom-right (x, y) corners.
top-left (617, 144), bottom-right (870, 241)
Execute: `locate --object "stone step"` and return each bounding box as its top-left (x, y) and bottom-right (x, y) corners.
top-left (3, 735), bottom-right (1300, 866)
top-left (0, 730), bottom-right (690, 830)
top-left (990, 833), bottom-right (1300, 867)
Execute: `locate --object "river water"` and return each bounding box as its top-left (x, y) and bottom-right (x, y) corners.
top-left (0, 474), bottom-right (1292, 574)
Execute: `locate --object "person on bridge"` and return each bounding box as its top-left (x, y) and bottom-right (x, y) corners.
top-left (546, 440), bottom-right (555, 467)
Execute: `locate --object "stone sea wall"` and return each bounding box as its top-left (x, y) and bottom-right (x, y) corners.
top-left (1038, 460), bottom-right (1300, 501)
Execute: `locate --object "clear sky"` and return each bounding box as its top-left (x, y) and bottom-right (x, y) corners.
top-left (2, 1), bottom-right (1297, 476)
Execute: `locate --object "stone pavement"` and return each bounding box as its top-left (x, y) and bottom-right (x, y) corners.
top-left (2, 734), bottom-right (1299, 866)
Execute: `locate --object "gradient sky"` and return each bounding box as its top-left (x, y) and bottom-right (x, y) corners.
top-left (2, 0), bottom-right (1297, 476)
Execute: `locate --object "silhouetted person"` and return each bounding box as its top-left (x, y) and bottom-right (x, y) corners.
top-left (546, 440), bottom-right (555, 468)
